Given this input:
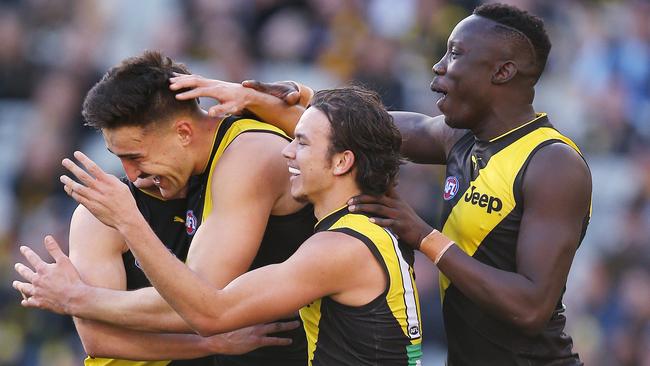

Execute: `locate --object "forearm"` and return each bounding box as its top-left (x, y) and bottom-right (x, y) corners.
top-left (117, 216), bottom-right (233, 335)
top-left (69, 285), bottom-right (193, 333)
top-left (421, 232), bottom-right (548, 333)
top-left (245, 91), bottom-right (304, 137)
top-left (74, 317), bottom-right (213, 360)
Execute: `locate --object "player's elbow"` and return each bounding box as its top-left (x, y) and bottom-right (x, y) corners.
top-left (189, 313), bottom-right (226, 337)
top-left (510, 308), bottom-right (552, 336)
top-left (77, 328), bottom-right (105, 357)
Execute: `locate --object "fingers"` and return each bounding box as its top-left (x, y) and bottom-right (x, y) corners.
top-left (62, 158), bottom-right (95, 187)
top-left (174, 87), bottom-right (209, 101)
top-left (169, 74), bottom-right (206, 91)
top-left (241, 80), bottom-right (261, 90)
top-left (348, 203), bottom-right (397, 218)
top-left (208, 103), bottom-right (239, 118)
top-left (60, 175), bottom-right (91, 205)
top-left (19, 245), bottom-right (47, 270)
top-left (258, 336), bottom-right (292, 347)
top-left (257, 321), bottom-right (300, 335)
top-left (347, 194), bottom-right (390, 206)
top-left (73, 151), bottom-right (107, 181)
top-left (284, 90), bottom-right (300, 106)
top-left (43, 235), bottom-right (67, 263)
top-left (368, 217), bottom-right (396, 228)
top-left (14, 262), bottom-right (36, 283)
top-left (12, 280), bottom-right (34, 298)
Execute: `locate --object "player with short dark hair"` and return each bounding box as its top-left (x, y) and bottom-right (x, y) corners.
top-left (13, 50), bottom-right (314, 366)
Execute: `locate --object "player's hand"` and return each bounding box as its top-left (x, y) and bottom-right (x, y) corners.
top-left (60, 151), bottom-right (138, 230)
top-left (347, 187), bottom-right (433, 249)
top-left (242, 80), bottom-right (313, 107)
top-left (207, 321), bottom-right (300, 354)
top-left (13, 236), bottom-right (85, 315)
top-left (169, 73), bottom-right (249, 117)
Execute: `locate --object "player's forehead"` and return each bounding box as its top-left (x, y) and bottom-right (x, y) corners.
top-left (448, 15), bottom-right (499, 47)
top-left (295, 107), bottom-right (331, 141)
top-left (102, 125), bottom-right (150, 155)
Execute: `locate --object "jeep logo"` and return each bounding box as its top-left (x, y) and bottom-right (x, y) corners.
top-left (464, 186), bottom-right (503, 213)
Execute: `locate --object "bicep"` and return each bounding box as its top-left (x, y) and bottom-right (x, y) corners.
top-left (69, 205), bottom-right (126, 289)
top-left (516, 144), bottom-right (591, 303)
top-left (208, 235), bottom-right (346, 331)
top-left (185, 133), bottom-right (288, 288)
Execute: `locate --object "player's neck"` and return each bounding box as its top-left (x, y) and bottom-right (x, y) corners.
top-left (312, 180), bottom-right (361, 220)
top-left (193, 113), bottom-right (223, 175)
top-left (472, 104), bottom-right (536, 141)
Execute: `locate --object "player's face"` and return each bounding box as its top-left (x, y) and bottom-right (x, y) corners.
top-left (430, 15), bottom-right (499, 130)
top-left (102, 124), bottom-right (191, 199)
top-left (282, 107), bottom-right (335, 203)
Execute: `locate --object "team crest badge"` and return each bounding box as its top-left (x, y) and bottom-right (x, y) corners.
top-left (185, 210), bottom-right (197, 235)
top-left (443, 176), bottom-right (459, 201)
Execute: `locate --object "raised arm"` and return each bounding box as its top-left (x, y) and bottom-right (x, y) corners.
top-left (169, 75), bottom-right (307, 138)
top-left (389, 112), bottom-right (465, 164)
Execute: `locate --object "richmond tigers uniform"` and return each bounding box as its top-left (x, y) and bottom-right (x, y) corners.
top-left (439, 114), bottom-right (590, 365)
top-left (85, 179), bottom-right (215, 366)
top-left (186, 116), bottom-right (315, 366)
top-left (300, 206), bottom-right (423, 366)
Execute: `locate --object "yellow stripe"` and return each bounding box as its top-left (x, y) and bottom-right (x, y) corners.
top-left (85, 357), bottom-right (170, 366)
top-left (299, 299), bottom-right (322, 366)
top-left (440, 127), bottom-right (584, 299)
top-left (488, 113), bottom-right (547, 143)
top-left (202, 119), bottom-right (289, 220)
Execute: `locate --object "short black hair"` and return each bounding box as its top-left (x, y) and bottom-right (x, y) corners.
top-left (474, 3), bottom-right (551, 80)
top-left (310, 86), bottom-right (403, 196)
top-left (82, 50), bottom-right (198, 130)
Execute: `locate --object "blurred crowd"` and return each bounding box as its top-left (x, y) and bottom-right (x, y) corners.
top-left (0, 0), bottom-right (648, 365)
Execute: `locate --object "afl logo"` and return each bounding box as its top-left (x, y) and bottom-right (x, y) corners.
top-left (185, 210), bottom-right (197, 235)
top-left (443, 176), bottom-right (459, 200)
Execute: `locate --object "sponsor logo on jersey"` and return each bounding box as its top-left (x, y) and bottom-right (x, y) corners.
top-left (464, 185), bottom-right (503, 213)
top-left (185, 210), bottom-right (197, 235)
top-left (443, 176), bottom-right (460, 200)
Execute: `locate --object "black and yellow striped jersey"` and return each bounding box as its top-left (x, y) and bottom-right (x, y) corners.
top-left (187, 116), bottom-right (315, 366)
top-left (86, 179), bottom-right (214, 366)
top-left (300, 206), bottom-right (423, 366)
top-left (440, 114), bottom-right (589, 365)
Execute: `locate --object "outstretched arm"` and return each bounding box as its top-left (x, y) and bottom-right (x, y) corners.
top-left (13, 207), bottom-right (298, 359)
top-left (169, 74), bottom-right (307, 137)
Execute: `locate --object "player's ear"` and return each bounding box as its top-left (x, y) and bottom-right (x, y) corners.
top-left (332, 150), bottom-right (355, 176)
top-left (492, 60), bottom-right (517, 84)
top-left (174, 119), bottom-right (193, 146)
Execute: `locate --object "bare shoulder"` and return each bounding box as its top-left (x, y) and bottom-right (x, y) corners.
top-left (523, 142), bottom-right (592, 213)
top-left (70, 205), bottom-right (126, 254)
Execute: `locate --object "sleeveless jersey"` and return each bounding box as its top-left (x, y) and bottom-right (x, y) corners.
top-left (85, 179), bottom-right (215, 366)
top-left (186, 116), bottom-right (315, 366)
top-left (439, 114), bottom-right (590, 365)
top-left (300, 206), bottom-right (423, 366)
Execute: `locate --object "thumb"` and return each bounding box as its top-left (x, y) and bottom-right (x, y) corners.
top-left (43, 235), bottom-right (67, 263)
top-left (242, 80), bottom-right (262, 91)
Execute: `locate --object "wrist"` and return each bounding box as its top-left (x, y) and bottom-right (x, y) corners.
top-left (420, 229), bottom-right (455, 265)
top-left (67, 282), bottom-right (92, 316)
top-left (116, 213), bottom-right (147, 239)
